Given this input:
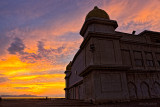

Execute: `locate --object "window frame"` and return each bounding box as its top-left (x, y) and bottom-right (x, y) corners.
top-left (134, 51), bottom-right (144, 67)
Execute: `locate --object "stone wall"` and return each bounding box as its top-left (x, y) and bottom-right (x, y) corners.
top-left (82, 70), bottom-right (129, 103)
top-left (69, 50), bottom-right (85, 87)
top-left (68, 83), bottom-right (83, 100)
top-left (127, 72), bottom-right (160, 100)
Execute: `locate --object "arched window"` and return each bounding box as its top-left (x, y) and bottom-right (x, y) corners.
top-left (140, 82), bottom-right (151, 99)
top-left (128, 82), bottom-right (137, 100)
top-left (153, 81), bottom-right (160, 97)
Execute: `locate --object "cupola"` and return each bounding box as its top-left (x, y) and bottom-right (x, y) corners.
top-left (80, 6), bottom-right (118, 37)
top-left (85, 6), bottom-right (110, 20)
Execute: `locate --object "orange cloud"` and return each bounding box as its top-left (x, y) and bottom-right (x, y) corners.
top-left (102, 0), bottom-right (160, 33)
top-left (0, 54), bottom-right (65, 97)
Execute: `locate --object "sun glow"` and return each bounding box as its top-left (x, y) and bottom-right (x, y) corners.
top-left (0, 54), bottom-right (65, 97)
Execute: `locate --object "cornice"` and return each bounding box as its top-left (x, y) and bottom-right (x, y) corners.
top-left (79, 64), bottom-right (131, 77)
top-left (80, 17), bottom-right (118, 36)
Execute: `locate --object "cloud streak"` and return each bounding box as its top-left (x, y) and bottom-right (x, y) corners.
top-left (0, 77), bottom-right (9, 83)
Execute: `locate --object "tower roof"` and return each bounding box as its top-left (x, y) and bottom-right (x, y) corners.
top-left (85, 6), bottom-right (110, 20)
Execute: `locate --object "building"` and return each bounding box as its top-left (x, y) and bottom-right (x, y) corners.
top-left (64, 6), bottom-right (160, 103)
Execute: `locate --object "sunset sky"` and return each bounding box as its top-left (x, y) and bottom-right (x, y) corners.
top-left (0, 0), bottom-right (160, 97)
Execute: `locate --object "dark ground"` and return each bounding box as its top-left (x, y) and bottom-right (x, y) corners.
top-left (0, 98), bottom-right (160, 107)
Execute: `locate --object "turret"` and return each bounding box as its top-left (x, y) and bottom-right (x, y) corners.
top-left (64, 61), bottom-right (72, 99)
top-left (80, 6), bottom-right (118, 38)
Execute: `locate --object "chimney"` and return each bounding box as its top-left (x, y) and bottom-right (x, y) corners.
top-left (132, 31), bottom-right (136, 35)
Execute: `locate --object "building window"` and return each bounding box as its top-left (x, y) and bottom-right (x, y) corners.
top-left (146, 60), bottom-right (154, 67)
top-left (135, 59), bottom-right (143, 66)
top-left (134, 51), bottom-right (143, 67)
top-left (145, 52), bottom-right (154, 67)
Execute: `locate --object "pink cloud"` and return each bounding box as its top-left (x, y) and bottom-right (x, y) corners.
top-left (102, 0), bottom-right (160, 33)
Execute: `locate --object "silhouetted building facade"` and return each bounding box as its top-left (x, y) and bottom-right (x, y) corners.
top-left (64, 6), bottom-right (160, 103)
